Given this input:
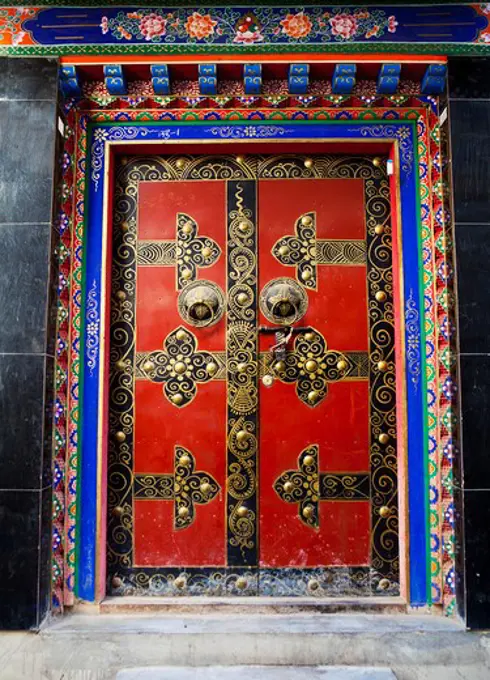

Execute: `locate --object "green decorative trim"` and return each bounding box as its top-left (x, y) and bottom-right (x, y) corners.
top-left (2, 41), bottom-right (490, 57)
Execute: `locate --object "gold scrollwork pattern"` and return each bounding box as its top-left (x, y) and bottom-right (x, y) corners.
top-left (136, 212), bottom-right (221, 291)
top-left (226, 180), bottom-right (258, 566)
top-left (133, 446), bottom-right (220, 531)
top-left (137, 240), bottom-right (176, 266)
top-left (176, 213), bottom-right (221, 290)
top-left (274, 444), bottom-right (370, 530)
top-left (316, 239), bottom-right (366, 265)
top-left (272, 211), bottom-right (366, 290)
top-left (365, 171), bottom-right (398, 591)
top-left (274, 445), bottom-right (320, 529)
top-left (108, 159), bottom-right (139, 572)
top-left (262, 327), bottom-right (368, 408)
top-left (272, 212), bottom-right (317, 290)
top-left (134, 326), bottom-right (220, 408)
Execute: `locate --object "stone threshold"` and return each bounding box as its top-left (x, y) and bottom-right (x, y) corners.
top-left (98, 595), bottom-right (409, 616)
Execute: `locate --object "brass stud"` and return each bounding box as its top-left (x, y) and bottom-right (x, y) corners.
top-left (304, 332), bottom-right (315, 342)
top-left (116, 359), bottom-right (126, 371)
top-left (116, 290), bottom-right (127, 301)
top-left (374, 224), bottom-right (384, 235)
top-left (375, 291), bottom-right (387, 303)
top-left (301, 215), bottom-right (313, 227)
top-left (308, 579), bottom-right (320, 592)
top-left (337, 359), bottom-right (348, 372)
top-left (179, 454), bottom-right (191, 466)
top-left (202, 246), bottom-right (212, 258)
top-left (262, 375), bottom-right (274, 387)
top-left (121, 221), bottom-right (130, 232)
top-left (238, 221), bottom-right (249, 233)
top-left (278, 245), bottom-right (290, 257)
top-left (178, 506), bottom-right (189, 519)
top-left (304, 158), bottom-right (314, 169)
top-left (115, 431), bottom-right (126, 443)
top-left (283, 481), bottom-right (294, 493)
top-left (303, 454), bottom-right (314, 467)
top-left (112, 576), bottom-right (123, 589)
top-left (200, 482), bottom-right (211, 495)
top-left (379, 433), bottom-right (389, 445)
top-left (377, 360), bottom-right (388, 372)
top-left (237, 362), bottom-right (247, 373)
top-left (236, 154), bottom-right (246, 164)
top-left (236, 429), bottom-right (248, 443)
top-left (143, 360), bottom-right (155, 373)
top-left (237, 506), bottom-right (248, 518)
top-left (379, 506), bottom-right (391, 518)
top-left (372, 157), bottom-right (382, 167)
top-left (236, 576), bottom-right (248, 590)
top-left (182, 222), bottom-right (193, 235)
top-left (175, 157), bottom-right (186, 169)
top-left (206, 362), bottom-right (218, 376)
top-left (305, 359), bottom-right (318, 373)
top-left (379, 578), bottom-right (390, 591)
top-left (274, 360), bottom-right (286, 373)
top-left (112, 506), bottom-right (124, 518)
top-left (174, 361), bottom-right (187, 375)
top-left (176, 329), bottom-right (187, 341)
top-left (307, 390), bottom-right (319, 403)
top-left (237, 292), bottom-right (248, 305)
top-left (174, 576), bottom-right (186, 590)
top-left (302, 505), bottom-right (314, 519)
top-left (301, 270), bottom-right (312, 282)
top-left (171, 393), bottom-right (184, 406)
top-left (181, 268), bottom-right (192, 281)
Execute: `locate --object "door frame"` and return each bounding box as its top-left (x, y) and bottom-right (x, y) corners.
top-left (75, 118), bottom-right (430, 606)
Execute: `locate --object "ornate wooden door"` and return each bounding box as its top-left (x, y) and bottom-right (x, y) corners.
top-left (108, 152), bottom-right (398, 597)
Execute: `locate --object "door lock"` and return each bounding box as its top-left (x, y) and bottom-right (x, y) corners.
top-left (259, 326), bottom-right (313, 387)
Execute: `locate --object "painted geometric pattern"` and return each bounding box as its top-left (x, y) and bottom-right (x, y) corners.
top-left (51, 106), bottom-right (75, 611)
top-left (54, 94), bottom-right (455, 614)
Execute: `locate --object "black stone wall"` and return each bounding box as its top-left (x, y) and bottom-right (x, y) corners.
top-left (450, 57), bottom-right (490, 629)
top-left (0, 58), bottom-right (59, 629)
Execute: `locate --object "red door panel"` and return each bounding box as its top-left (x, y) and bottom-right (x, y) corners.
top-left (258, 177), bottom-right (370, 569)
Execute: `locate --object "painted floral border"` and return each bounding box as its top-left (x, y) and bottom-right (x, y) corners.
top-left (1, 4), bottom-right (490, 54)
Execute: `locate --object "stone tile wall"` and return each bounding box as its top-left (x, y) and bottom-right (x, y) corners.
top-left (0, 57), bottom-right (58, 629)
top-left (449, 56), bottom-right (490, 629)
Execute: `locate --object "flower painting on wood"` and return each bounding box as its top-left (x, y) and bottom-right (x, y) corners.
top-left (99, 7), bottom-right (399, 44)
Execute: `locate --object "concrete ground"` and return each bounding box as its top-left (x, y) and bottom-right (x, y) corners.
top-left (0, 612), bottom-right (488, 680)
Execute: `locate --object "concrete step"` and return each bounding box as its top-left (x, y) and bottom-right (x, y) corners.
top-left (37, 613), bottom-right (486, 670)
top-left (116, 668), bottom-right (397, 680)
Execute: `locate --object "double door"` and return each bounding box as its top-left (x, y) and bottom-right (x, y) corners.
top-left (107, 152), bottom-right (399, 597)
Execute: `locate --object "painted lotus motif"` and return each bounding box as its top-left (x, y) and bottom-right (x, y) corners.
top-left (139, 13), bottom-right (168, 41)
top-left (329, 13), bottom-right (359, 40)
top-left (280, 11), bottom-right (313, 39)
top-left (184, 12), bottom-right (217, 40)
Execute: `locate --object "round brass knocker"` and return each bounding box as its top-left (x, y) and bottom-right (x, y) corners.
top-left (259, 277), bottom-right (308, 326)
top-left (178, 280), bottom-right (225, 328)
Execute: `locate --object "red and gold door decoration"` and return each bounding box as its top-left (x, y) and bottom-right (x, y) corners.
top-left (108, 153), bottom-right (398, 596)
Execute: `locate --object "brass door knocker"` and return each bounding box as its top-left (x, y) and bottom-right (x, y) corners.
top-left (177, 280), bottom-right (225, 328)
